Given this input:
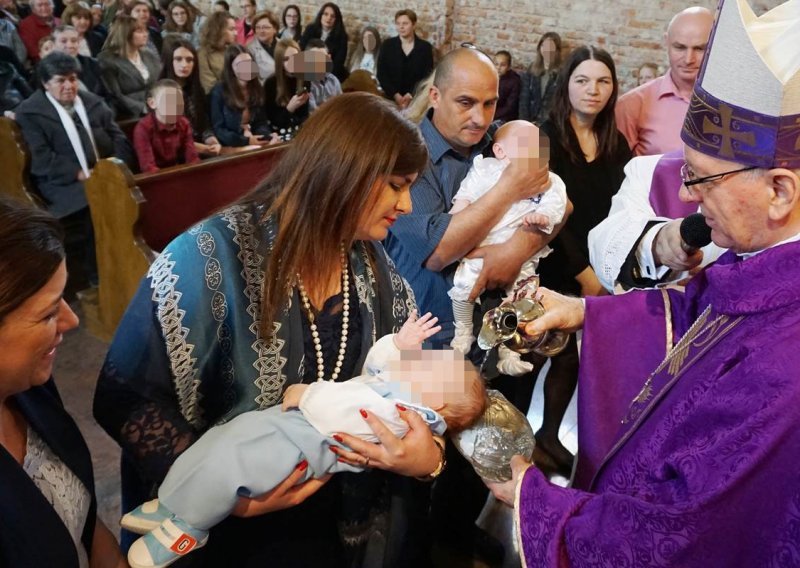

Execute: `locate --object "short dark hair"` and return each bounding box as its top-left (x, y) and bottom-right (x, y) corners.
top-left (213, 0), bottom-right (229, 9)
top-left (305, 38), bottom-right (326, 50)
top-left (38, 51), bottom-right (81, 85)
top-left (495, 50), bottom-right (511, 65)
top-left (0, 197), bottom-right (65, 323)
top-left (394, 9), bottom-right (417, 24)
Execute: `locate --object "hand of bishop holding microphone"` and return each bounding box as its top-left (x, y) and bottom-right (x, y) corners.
top-left (652, 213), bottom-right (713, 272)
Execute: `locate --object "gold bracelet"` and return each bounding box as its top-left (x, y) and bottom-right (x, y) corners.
top-left (416, 438), bottom-right (446, 482)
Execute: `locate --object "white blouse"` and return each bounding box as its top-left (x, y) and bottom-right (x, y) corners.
top-left (23, 427), bottom-right (91, 568)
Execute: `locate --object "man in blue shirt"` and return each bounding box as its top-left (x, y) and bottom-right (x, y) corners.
top-left (383, 46), bottom-right (566, 565)
top-left (385, 46), bottom-right (557, 347)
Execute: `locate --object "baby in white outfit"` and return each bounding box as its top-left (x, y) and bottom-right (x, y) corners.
top-left (448, 120), bottom-right (567, 375)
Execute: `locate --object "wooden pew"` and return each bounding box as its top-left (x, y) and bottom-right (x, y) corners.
top-left (0, 116), bottom-right (41, 207)
top-left (84, 144), bottom-right (287, 339)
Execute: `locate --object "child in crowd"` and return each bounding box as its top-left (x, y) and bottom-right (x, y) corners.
top-left (38, 35), bottom-right (55, 59)
top-left (123, 310), bottom-right (488, 568)
top-left (448, 120), bottom-right (568, 375)
top-left (133, 78), bottom-right (200, 173)
top-left (305, 38), bottom-right (342, 112)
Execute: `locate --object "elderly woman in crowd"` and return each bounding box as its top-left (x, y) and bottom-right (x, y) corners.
top-left (15, 52), bottom-right (133, 218)
top-left (60, 1), bottom-right (103, 55)
top-left (15, 52), bottom-right (134, 283)
top-left (98, 14), bottom-right (160, 118)
top-left (197, 9), bottom-right (235, 92)
top-left (94, 92), bottom-right (456, 567)
top-left (0, 196), bottom-right (127, 568)
top-left (246, 10), bottom-right (277, 83)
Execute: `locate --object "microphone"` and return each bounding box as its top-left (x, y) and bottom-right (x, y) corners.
top-left (679, 213), bottom-right (712, 253)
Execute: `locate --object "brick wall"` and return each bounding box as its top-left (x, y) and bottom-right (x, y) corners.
top-left (204, 0), bottom-right (784, 91)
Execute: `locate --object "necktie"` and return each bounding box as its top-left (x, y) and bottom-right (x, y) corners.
top-left (71, 110), bottom-right (97, 168)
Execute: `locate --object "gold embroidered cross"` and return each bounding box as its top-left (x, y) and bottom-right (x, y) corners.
top-left (702, 103), bottom-right (756, 159)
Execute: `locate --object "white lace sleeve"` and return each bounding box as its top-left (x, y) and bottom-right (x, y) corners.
top-left (23, 427), bottom-right (91, 568)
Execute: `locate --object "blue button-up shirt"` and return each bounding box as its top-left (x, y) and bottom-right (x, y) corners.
top-left (384, 112), bottom-right (490, 346)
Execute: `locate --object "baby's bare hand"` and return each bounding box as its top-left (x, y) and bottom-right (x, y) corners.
top-left (393, 310), bottom-right (441, 350)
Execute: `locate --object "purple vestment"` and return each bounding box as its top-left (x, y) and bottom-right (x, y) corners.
top-left (648, 150), bottom-right (697, 219)
top-left (516, 240), bottom-right (800, 566)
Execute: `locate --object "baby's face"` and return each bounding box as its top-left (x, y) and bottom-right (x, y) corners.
top-left (494, 123), bottom-right (550, 171)
top-left (387, 350), bottom-right (470, 409)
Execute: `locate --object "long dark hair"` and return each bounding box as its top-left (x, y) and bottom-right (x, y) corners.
top-left (280, 4), bottom-right (301, 41)
top-left (529, 31), bottom-right (562, 76)
top-left (159, 36), bottom-right (208, 133)
top-left (306, 2), bottom-right (345, 43)
top-left (221, 43), bottom-right (264, 109)
top-left (243, 93), bottom-right (428, 335)
top-left (548, 45), bottom-right (621, 164)
top-left (0, 197), bottom-right (65, 323)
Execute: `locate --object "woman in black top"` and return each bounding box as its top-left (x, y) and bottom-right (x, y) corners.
top-left (536, 45), bottom-right (632, 476)
top-left (299, 2), bottom-right (347, 81)
top-left (263, 37), bottom-right (308, 141)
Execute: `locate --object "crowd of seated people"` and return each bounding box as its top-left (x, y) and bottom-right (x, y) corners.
top-left (1, 2), bottom-right (769, 568)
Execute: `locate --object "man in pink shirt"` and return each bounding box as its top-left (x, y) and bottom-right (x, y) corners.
top-left (615, 7), bottom-right (713, 156)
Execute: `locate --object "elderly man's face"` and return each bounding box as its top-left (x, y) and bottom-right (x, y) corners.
top-left (31, 0), bottom-right (53, 19)
top-left (44, 72), bottom-right (79, 105)
top-left (430, 56), bottom-right (498, 154)
top-left (679, 146), bottom-right (769, 253)
top-left (54, 29), bottom-right (80, 57)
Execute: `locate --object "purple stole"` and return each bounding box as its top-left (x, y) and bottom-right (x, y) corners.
top-left (573, 292), bottom-right (669, 488)
top-left (648, 150), bottom-right (697, 218)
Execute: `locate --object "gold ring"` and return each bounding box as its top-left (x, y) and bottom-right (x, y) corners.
top-left (364, 456), bottom-right (371, 467)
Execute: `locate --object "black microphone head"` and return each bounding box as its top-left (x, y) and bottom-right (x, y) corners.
top-left (680, 213), bottom-right (712, 249)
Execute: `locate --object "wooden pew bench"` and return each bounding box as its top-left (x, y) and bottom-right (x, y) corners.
top-left (85, 144), bottom-right (287, 339)
top-left (0, 116), bottom-right (40, 207)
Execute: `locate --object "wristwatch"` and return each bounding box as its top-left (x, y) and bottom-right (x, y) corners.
top-left (416, 438), bottom-right (446, 482)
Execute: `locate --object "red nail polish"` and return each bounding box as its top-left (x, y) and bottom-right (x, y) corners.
top-left (337, 457), bottom-right (346, 463)
top-left (359, 409), bottom-right (368, 419)
top-left (333, 434), bottom-right (344, 443)
top-left (329, 445), bottom-right (338, 453)
top-left (297, 460), bottom-right (308, 471)
top-left (396, 403), bottom-right (407, 412)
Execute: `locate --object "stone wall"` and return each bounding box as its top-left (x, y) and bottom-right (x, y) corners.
top-left (206, 0), bottom-right (783, 91)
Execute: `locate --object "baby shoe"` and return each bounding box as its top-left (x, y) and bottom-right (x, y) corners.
top-left (496, 345), bottom-right (534, 377)
top-left (128, 516), bottom-right (209, 568)
top-left (121, 499), bottom-right (172, 534)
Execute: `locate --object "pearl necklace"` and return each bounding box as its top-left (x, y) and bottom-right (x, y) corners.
top-left (296, 248), bottom-right (349, 382)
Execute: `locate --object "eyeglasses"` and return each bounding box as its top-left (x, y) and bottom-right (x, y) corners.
top-left (680, 162), bottom-right (758, 189)
top-left (460, 42), bottom-right (490, 58)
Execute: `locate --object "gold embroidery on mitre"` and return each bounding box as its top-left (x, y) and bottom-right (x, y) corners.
top-left (702, 103), bottom-right (757, 160)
